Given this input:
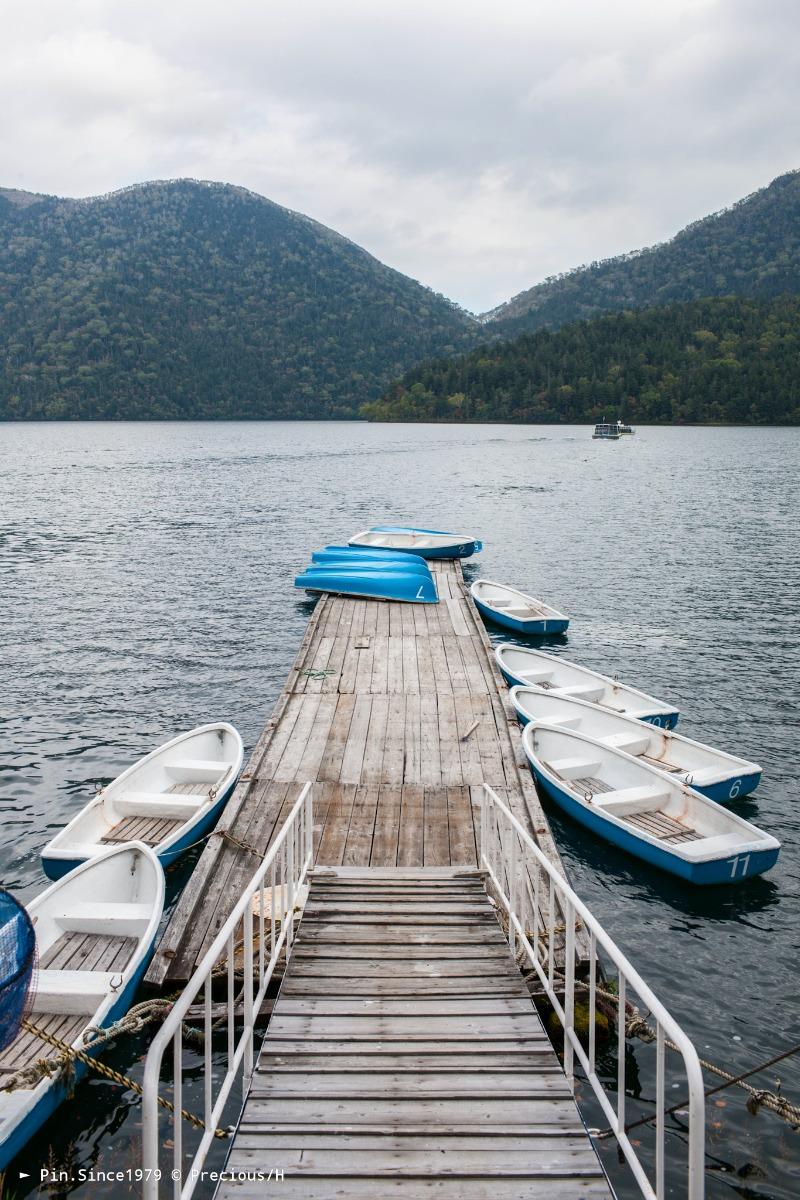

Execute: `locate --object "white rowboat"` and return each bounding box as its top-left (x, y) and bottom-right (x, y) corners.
top-left (510, 688), bottom-right (761, 803)
top-left (523, 723), bottom-right (779, 884)
top-left (41, 724), bottom-right (243, 879)
top-left (0, 844), bottom-right (164, 1167)
top-left (495, 644), bottom-right (679, 728)
top-left (471, 579), bottom-right (569, 635)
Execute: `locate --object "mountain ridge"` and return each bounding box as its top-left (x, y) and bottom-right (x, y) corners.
top-left (481, 169), bottom-right (800, 333)
top-left (0, 178), bottom-right (477, 420)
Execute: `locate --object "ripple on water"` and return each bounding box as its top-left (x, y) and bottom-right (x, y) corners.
top-left (3, 421), bottom-right (799, 1198)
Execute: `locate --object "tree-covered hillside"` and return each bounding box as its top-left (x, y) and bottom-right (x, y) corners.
top-left (0, 180), bottom-right (477, 420)
top-left (484, 171), bottom-right (800, 336)
top-left (362, 296), bottom-right (800, 424)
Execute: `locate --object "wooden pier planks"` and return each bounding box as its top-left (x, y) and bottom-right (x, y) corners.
top-left (146, 561), bottom-right (579, 987)
top-left (216, 869), bottom-right (609, 1199)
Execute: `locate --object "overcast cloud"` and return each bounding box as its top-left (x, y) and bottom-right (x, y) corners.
top-left (2, 0), bottom-right (798, 311)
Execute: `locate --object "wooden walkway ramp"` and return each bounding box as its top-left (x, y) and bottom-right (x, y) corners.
top-left (218, 867), bottom-right (609, 1199)
top-left (147, 561), bottom-right (584, 987)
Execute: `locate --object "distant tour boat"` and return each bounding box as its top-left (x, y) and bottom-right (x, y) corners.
top-left (495, 644), bottom-right (679, 728)
top-left (348, 526), bottom-right (482, 559)
top-left (41, 724), bottom-right (244, 879)
top-left (470, 579), bottom-right (569, 635)
top-left (510, 687), bottom-right (761, 803)
top-left (0, 844), bottom-right (164, 1168)
top-left (522, 723), bottom-right (779, 884)
top-left (592, 421), bottom-right (621, 440)
top-left (616, 419), bottom-right (635, 435)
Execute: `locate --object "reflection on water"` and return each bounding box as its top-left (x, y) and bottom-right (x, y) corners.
top-left (2, 421), bottom-right (798, 1198)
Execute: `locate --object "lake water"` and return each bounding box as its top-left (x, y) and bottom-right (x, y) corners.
top-left (2, 421), bottom-right (798, 1198)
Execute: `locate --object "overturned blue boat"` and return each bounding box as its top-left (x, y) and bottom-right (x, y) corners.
top-left (348, 526), bottom-right (482, 559)
top-left (295, 566), bottom-right (438, 604)
top-left (311, 548), bottom-right (430, 572)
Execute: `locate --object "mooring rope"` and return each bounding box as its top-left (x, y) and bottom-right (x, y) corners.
top-left (497, 905), bottom-right (800, 1134)
top-left (2, 1010), bottom-right (230, 1139)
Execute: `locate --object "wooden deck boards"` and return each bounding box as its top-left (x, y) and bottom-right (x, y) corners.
top-left (217, 870), bottom-right (609, 1199)
top-left (146, 561), bottom-right (577, 987)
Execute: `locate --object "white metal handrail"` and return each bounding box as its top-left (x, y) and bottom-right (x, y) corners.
top-left (480, 783), bottom-right (705, 1200)
top-left (141, 782), bottom-right (313, 1200)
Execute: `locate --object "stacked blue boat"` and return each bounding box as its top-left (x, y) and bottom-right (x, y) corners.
top-left (295, 546), bottom-right (439, 604)
top-left (295, 525), bottom-right (483, 603)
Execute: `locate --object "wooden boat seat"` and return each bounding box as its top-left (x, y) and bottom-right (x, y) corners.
top-left (100, 813), bottom-right (184, 845)
top-left (39, 930), bottom-right (137, 973)
top-left (0, 1013), bottom-right (88, 1076)
top-left (56, 901), bottom-right (153, 937)
top-left (547, 756), bottom-right (604, 780)
top-left (518, 668), bottom-right (554, 684)
top-left (601, 731), bottom-right (651, 754)
top-left (165, 758), bottom-right (230, 783)
top-left (639, 752), bottom-right (684, 773)
top-left (33, 969), bottom-right (119, 1015)
top-left (592, 784), bottom-right (672, 816)
top-left (114, 791), bottom-right (209, 819)
top-left (623, 810), bottom-right (701, 844)
top-left (552, 684), bottom-right (605, 701)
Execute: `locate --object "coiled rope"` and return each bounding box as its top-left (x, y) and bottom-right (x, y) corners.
top-left (1, 1003), bottom-right (230, 1140)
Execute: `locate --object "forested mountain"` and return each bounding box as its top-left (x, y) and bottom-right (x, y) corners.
top-left (363, 296), bottom-right (800, 425)
top-left (0, 180), bottom-right (476, 420)
top-left (484, 170), bottom-right (800, 336)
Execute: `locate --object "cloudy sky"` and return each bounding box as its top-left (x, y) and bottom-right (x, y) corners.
top-left (2, 0), bottom-right (798, 312)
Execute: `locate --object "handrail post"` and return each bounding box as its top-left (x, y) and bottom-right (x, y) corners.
top-left (243, 902), bottom-right (254, 1078)
top-left (563, 897), bottom-right (575, 1084)
top-left (479, 783), bottom-right (705, 1199)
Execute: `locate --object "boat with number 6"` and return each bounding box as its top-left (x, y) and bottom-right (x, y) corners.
top-left (495, 644), bottom-right (680, 728)
top-left (510, 687), bottom-right (761, 803)
top-left (348, 526), bottom-right (482, 559)
top-left (522, 723), bottom-right (779, 884)
top-left (0, 843), bottom-right (164, 1169)
top-left (471, 579), bottom-right (569, 635)
top-left (41, 724), bottom-right (244, 879)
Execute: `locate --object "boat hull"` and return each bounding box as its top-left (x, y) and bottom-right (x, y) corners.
top-left (295, 569), bottom-right (438, 604)
top-left (0, 954), bottom-right (153, 1170)
top-left (498, 663), bottom-right (679, 729)
top-left (531, 769), bottom-right (779, 885)
top-left (472, 595), bottom-right (569, 635)
top-left (349, 526), bottom-right (482, 559)
top-left (41, 778), bottom-right (237, 880)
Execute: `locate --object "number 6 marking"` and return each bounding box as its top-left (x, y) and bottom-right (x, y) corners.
top-left (729, 778), bottom-right (741, 799)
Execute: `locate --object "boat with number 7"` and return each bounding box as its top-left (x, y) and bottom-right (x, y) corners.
top-left (522, 723), bottom-right (780, 884)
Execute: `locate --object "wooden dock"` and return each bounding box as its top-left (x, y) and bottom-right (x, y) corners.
top-left (147, 560), bottom-right (580, 986)
top-left (217, 867), bottom-right (609, 1199)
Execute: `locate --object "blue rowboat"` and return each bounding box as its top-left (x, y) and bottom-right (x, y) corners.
top-left (0, 844), bottom-right (164, 1169)
top-left (348, 526), bottom-right (482, 559)
top-left (496, 644), bottom-right (679, 729)
top-left (41, 724), bottom-right (244, 879)
top-left (471, 579), bottom-right (569, 635)
top-left (510, 687), bottom-right (761, 803)
top-left (295, 567), bottom-right (438, 604)
top-left (313, 547), bottom-right (429, 568)
top-left (307, 556), bottom-right (430, 575)
top-left (522, 723), bottom-right (779, 885)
